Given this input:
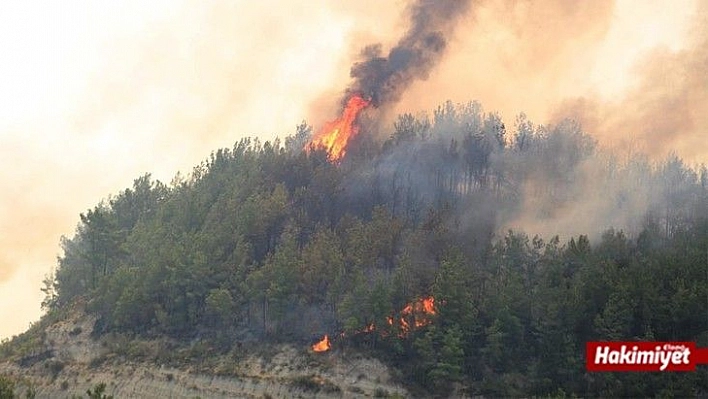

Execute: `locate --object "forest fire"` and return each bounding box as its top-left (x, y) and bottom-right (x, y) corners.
top-left (311, 334), bottom-right (331, 352)
top-left (311, 296), bottom-right (436, 353)
top-left (308, 95), bottom-right (370, 161)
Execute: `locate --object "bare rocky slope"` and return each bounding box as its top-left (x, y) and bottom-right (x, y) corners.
top-left (0, 309), bottom-right (410, 398)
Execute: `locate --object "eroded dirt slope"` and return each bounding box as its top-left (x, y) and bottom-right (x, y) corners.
top-left (0, 310), bottom-right (408, 398)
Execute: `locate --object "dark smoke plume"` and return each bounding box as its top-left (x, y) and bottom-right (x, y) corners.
top-left (348, 0), bottom-right (473, 106)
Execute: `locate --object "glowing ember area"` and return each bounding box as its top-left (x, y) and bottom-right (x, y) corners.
top-left (308, 95), bottom-right (370, 161)
top-left (311, 335), bottom-right (331, 352)
top-left (422, 297), bottom-right (435, 314)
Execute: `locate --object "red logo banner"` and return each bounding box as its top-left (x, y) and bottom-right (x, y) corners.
top-left (586, 342), bottom-right (708, 372)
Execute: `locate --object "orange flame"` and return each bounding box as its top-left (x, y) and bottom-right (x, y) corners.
top-left (422, 297), bottom-right (435, 315)
top-left (398, 296), bottom-right (436, 335)
top-left (308, 95), bottom-right (370, 161)
top-left (362, 296), bottom-right (436, 337)
top-left (310, 296), bottom-right (435, 351)
top-left (312, 335), bottom-right (331, 352)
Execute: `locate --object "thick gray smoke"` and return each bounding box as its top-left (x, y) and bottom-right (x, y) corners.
top-left (341, 100), bottom-right (707, 247)
top-left (348, 0), bottom-right (473, 106)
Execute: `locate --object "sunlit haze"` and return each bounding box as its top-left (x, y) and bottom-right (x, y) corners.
top-left (0, 0), bottom-right (703, 339)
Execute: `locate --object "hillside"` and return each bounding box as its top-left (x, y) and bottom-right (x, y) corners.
top-left (0, 301), bottom-right (408, 398)
top-left (2, 102), bottom-right (708, 397)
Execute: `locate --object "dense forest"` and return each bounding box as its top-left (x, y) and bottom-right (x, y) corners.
top-left (40, 101), bottom-right (708, 397)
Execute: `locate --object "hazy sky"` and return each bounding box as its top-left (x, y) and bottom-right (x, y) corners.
top-left (0, 0), bottom-right (703, 340)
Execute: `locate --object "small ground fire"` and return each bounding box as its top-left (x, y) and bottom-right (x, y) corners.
top-left (312, 334), bottom-right (331, 352)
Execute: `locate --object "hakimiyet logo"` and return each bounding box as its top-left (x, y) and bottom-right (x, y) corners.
top-left (586, 342), bottom-right (708, 372)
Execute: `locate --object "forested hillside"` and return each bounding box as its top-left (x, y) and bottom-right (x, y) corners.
top-left (28, 102), bottom-right (708, 396)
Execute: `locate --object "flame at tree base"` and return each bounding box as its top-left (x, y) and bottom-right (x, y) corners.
top-left (311, 334), bottom-right (331, 352)
top-left (310, 296), bottom-right (436, 353)
top-left (308, 95), bottom-right (370, 162)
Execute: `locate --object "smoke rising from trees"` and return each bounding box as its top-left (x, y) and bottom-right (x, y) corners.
top-left (343, 101), bottom-right (706, 245)
top-left (391, 0), bottom-right (704, 161)
top-left (0, 0), bottom-right (705, 341)
top-left (40, 113), bottom-right (708, 396)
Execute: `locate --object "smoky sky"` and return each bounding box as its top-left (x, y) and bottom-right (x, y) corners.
top-left (0, 0), bottom-right (704, 340)
top-left (0, 0), bottom-right (391, 339)
top-left (390, 0), bottom-right (704, 162)
top-left (553, 0), bottom-right (708, 162)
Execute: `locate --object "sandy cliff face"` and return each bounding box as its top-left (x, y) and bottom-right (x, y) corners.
top-left (0, 310), bottom-right (408, 398)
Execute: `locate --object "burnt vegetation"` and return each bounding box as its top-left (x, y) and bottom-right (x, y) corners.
top-left (35, 101), bottom-right (708, 397)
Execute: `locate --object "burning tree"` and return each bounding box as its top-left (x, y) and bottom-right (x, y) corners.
top-left (307, 95), bottom-right (370, 162)
top-left (307, 0), bottom-right (473, 163)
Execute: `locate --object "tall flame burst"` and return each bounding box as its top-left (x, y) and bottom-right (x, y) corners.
top-left (308, 95), bottom-right (370, 162)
